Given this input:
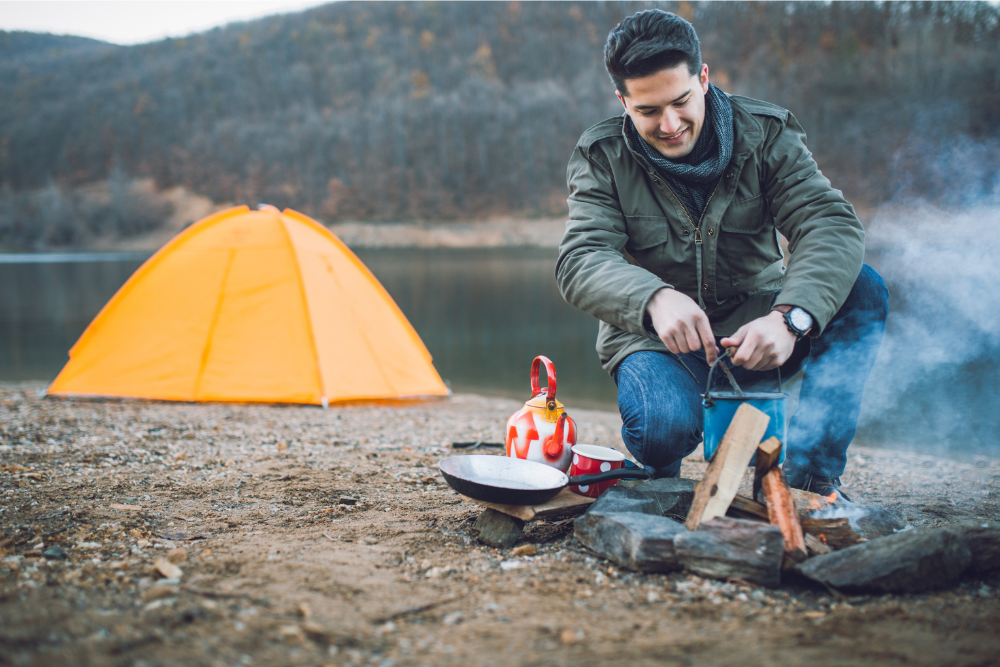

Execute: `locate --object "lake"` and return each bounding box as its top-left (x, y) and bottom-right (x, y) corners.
top-left (0, 248), bottom-right (619, 409)
top-left (2, 245), bottom-right (998, 457)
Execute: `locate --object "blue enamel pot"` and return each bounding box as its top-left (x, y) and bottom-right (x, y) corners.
top-left (701, 352), bottom-right (788, 464)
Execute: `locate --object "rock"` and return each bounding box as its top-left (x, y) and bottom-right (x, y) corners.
top-left (338, 496), bottom-right (359, 506)
top-left (166, 548), bottom-right (188, 564)
top-left (140, 583), bottom-right (178, 601)
top-left (674, 517), bottom-right (784, 588)
top-left (574, 511), bottom-right (686, 572)
top-left (795, 526), bottom-right (972, 593)
top-left (154, 558), bottom-right (183, 580)
top-left (510, 544), bottom-right (537, 557)
top-left (42, 545), bottom-right (67, 560)
top-left (585, 486), bottom-right (660, 517)
top-left (943, 521), bottom-right (1000, 573)
top-left (634, 478), bottom-right (697, 521)
top-left (854, 505), bottom-right (908, 540)
top-left (473, 509), bottom-right (524, 549)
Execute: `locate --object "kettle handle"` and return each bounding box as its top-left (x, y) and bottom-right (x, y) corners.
top-left (530, 355), bottom-right (558, 401)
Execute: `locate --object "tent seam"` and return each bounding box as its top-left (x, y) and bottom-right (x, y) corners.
top-left (192, 248), bottom-right (236, 400)
top-left (276, 213), bottom-right (327, 405)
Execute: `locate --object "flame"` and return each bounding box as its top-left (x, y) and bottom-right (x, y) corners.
top-left (826, 492), bottom-right (838, 504)
top-left (818, 533), bottom-right (828, 544)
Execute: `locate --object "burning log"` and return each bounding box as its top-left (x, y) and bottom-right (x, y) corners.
top-left (760, 467), bottom-right (808, 563)
top-left (798, 516), bottom-right (866, 550)
top-left (685, 404), bottom-right (770, 530)
top-left (751, 437), bottom-right (807, 563)
top-left (727, 495), bottom-right (769, 522)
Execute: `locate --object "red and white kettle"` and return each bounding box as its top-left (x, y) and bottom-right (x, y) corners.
top-left (505, 355), bottom-right (577, 472)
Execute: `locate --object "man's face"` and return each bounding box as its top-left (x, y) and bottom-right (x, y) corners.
top-left (617, 63), bottom-right (710, 160)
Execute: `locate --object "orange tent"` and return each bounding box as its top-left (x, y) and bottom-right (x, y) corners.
top-left (48, 205), bottom-right (449, 406)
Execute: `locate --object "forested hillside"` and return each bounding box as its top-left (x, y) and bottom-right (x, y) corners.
top-left (1, 1), bottom-right (998, 248)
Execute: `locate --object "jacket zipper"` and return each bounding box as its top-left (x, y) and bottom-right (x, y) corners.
top-left (655, 176), bottom-right (722, 310)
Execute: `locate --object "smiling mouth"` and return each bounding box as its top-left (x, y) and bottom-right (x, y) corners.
top-left (659, 129), bottom-right (687, 142)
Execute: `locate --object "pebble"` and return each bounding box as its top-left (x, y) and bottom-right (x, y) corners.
top-left (510, 544), bottom-right (537, 557)
top-left (154, 558), bottom-right (183, 580)
top-left (166, 548), bottom-right (188, 564)
top-left (42, 545), bottom-right (67, 560)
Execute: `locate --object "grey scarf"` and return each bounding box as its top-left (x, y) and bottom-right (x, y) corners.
top-left (626, 83), bottom-right (734, 222)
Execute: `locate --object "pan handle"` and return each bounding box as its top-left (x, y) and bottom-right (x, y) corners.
top-left (568, 468), bottom-right (651, 485)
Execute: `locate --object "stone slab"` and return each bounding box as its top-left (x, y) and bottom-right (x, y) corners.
top-left (574, 511), bottom-right (686, 573)
top-left (795, 526), bottom-right (972, 593)
top-left (944, 520), bottom-right (1000, 573)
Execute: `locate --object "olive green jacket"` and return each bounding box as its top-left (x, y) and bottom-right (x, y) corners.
top-left (556, 95), bottom-right (865, 374)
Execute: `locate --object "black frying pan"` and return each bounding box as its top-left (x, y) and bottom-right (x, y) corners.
top-left (439, 454), bottom-right (650, 505)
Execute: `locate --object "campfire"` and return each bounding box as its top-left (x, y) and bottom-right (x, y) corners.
top-left (569, 403), bottom-right (998, 593)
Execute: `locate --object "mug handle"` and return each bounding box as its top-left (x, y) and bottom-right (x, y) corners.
top-left (530, 355), bottom-right (558, 401)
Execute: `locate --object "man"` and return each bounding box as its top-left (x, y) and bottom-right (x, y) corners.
top-left (556, 9), bottom-right (888, 500)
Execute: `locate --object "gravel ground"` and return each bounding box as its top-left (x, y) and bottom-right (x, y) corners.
top-left (1, 382), bottom-right (999, 667)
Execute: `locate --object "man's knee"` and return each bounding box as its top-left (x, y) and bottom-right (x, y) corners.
top-left (852, 264), bottom-right (889, 321)
top-left (616, 358), bottom-right (702, 470)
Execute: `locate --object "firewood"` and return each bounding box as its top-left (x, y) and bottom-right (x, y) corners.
top-left (804, 533), bottom-right (833, 556)
top-left (760, 467), bottom-right (808, 562)
top-left (754, 437), bottom-right (783, 476)
top-left (685, 404), bottom-right (770, 530)
top-left (798, 516), bottom-right (866, 550)
top-left (752, 436), bottom-right (783, 501)
top-left (727, 495), bottom-right (769, 522)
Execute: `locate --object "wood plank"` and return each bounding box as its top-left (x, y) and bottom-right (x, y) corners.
top-left (760, 467), bottom-right (808, 562)
top-left (685, 403), bottom-right (771, 530)
top-left (460, 488), bottom-right (594, 522)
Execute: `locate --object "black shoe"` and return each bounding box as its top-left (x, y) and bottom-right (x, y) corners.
top-left (783, 461), bottom-right (852, 504)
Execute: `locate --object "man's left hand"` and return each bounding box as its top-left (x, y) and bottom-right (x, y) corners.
top-left (719, 311), bottom-right (797, 371)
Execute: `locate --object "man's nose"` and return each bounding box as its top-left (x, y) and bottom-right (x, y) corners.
top-left (660, 110), bottom-right (682, 135)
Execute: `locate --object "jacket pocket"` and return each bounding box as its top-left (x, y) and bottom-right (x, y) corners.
top-left (623, 215), bottom-right (669, 251)
top-left (719, 195), bottom-right (781, 286)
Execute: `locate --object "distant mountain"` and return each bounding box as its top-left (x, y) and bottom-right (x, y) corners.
top-left (0, 30), bottom-right (114, 64)
top-left (1, 1), bottom-right (998, 229)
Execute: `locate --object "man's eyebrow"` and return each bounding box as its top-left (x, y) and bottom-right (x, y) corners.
top-left (634, 89), bottom-right (692, 110)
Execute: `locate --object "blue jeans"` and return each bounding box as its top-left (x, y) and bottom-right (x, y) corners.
top-left (613, 265), bottom-right (889, 479)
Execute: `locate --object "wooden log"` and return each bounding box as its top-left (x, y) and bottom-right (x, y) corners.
top-left (752, 436), bottom-right (783, 501)
top-left (760, 467), bottom-right (808, 563)
top-left (726, 495), bottom-right (769, 522)
top-left (685, 404), bottom-right (770, 530)
top-left (804, 533), bottom-right (833, 556)
top-left (754, 437), bottom-right (783, 477)
top-left (674, 517), bottom-right (785, 588)
top-left (798, 516), bottom-right (866, 550)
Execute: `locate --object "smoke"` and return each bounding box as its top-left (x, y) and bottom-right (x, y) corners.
top-left (855, 139), bottom-right (1000, 453)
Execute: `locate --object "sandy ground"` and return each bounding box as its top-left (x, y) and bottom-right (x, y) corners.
top-left (1, 383), bottom-right (999, 667)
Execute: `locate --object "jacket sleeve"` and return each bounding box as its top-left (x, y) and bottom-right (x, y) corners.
top-left (555, 143), bottom-right (671, 337)
top-left (764, 113), bottom-right (865, 335)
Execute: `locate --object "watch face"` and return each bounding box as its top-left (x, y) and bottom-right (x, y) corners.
top-left (789, 308), bottom-right (812, 332)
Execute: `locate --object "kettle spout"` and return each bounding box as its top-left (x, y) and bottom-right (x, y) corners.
top-left (542, 414), bottom-right (566, 462)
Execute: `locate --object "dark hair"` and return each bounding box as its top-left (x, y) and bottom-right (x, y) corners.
top-left (604, 9), bottom-right (702, 96)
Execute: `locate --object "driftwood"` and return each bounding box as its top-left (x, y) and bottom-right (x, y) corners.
top-left (686, 404), bottom-right (770, 530)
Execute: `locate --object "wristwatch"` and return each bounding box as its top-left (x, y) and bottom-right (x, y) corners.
top-left (775, 306), bottom-right (813, 340)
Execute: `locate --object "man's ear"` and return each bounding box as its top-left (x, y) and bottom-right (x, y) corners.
top-left (699, 64), bottom-right (710, 93)
top-left (615, 90), bottom-right (628, 110)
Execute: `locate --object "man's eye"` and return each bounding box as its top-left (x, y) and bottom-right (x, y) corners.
top-left (638, 109), bottom-right (655, 116)
top-left (675, 99), bottom-right (689, 107)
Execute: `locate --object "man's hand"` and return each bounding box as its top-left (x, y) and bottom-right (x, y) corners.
top-left (646, 288), bottom-right (718, 364)
top-left (719, 310), bottom-right (797, 371)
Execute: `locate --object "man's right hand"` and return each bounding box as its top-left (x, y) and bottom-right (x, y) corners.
top-left (646, 287), bottom-right (719, 364)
